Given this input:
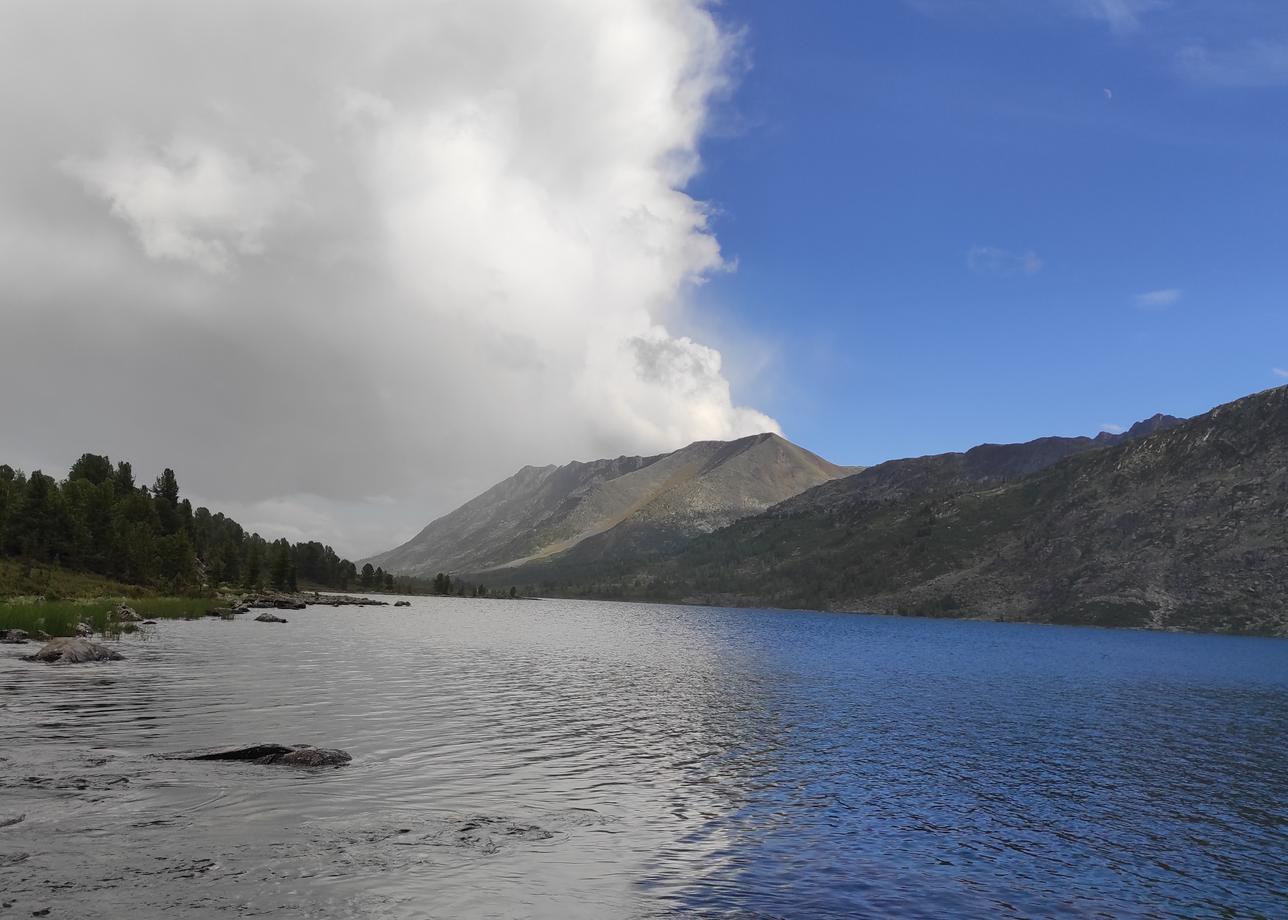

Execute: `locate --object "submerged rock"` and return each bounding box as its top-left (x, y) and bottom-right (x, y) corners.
top-left (174, 743), bottom-right (351, 767)
top-left (394, 600), bottom-right (411, 607)
top-left (0, 629), bottom-right (29, 644)
top-left (23, 638), bottom-right (124, 664)
top-left (254, 612), bottom-right (288, 623)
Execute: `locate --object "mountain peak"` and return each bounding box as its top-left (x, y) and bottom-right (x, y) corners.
top-left (367, 432), bottom-right (851, 576)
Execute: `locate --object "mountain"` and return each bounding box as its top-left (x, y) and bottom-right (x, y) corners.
top-left (368, 432), bottom-right (857, 577)
top-left (489, 411), bottom-right (1183, 584)
top-left (513, 387), bottom-right (1286, 636)
top-left (775, 414), bottom-right (1182, 517)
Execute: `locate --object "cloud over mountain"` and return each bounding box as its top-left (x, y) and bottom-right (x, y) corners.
top-left (0, 0), bottom-right (777, 556)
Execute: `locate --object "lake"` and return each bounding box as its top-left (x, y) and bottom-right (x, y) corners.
top-left (2, 597), bottom-right (1286, 918)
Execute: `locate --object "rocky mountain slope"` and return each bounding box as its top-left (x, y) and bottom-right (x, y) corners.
top-left (775, 413), bottom-right (1181, 516)
top-left (515, 387), bottom-right (1286, 636)
top-left (368, 433), bottom-right (855, 576)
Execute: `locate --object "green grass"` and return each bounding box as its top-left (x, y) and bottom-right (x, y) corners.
top-left (0, 558), bottom-right (154, 601)
top-left (0, 558), bottom-right (227, 636)
top-left (0, 597), bottom-right (222, 637)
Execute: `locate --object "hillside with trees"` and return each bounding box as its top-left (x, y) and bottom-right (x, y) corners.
top-left (0, 453), bottom-right (384, 596)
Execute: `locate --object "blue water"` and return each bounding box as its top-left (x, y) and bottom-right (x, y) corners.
top-left (1, 598), bottom-right (1285, 918)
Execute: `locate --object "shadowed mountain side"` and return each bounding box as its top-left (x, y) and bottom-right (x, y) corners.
top-left (776, 414), bottom-right (1182, 516)
top-left (496, 388), bottom-right (1285, 636)
top-left (368, 433), bottom-right (856, 577)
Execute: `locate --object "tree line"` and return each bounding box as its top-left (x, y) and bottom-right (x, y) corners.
top-left (0, 453), bottom-right (366, 594)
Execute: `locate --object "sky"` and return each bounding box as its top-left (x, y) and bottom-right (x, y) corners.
top-left (1, 0), bottom-right (1285, 559)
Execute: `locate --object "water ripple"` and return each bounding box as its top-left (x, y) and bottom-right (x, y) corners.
top-left (1, 598), bottom-right (1286, 918)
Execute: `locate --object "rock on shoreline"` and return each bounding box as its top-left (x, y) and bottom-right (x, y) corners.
top-left (170, 743), bottom-right (352, 767)
top-left (22, 638), bottom-right (124, 664)
top-left (238, 591), bottom-right (390, 610)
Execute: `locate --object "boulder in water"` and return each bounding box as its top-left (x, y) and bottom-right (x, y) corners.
top-left (74, 622), bottom-right (94, 637)
top-left (394, 600), bottom-right (411, 607)
top-left (254, 612), bottom-right (287, 623)
top-left (175, 743), bottom-right (351, 767)
top-left (23, 638), bottom-right (124, 664)
top-left (112, 604), bottom-right (143, 622)
top-left (0, 629), bottom-right (29, 644)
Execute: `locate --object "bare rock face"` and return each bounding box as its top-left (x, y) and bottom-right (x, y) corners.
top-left (23, 638), bottom-right (124, 664)
top-left (254, 612), bottom-right (287, 623)
top-left (0, 629), bottom-right (29, 644)
top-left (112, 604), bottom-right (143, 622)
top-left (175, 743), bottom-right (351, 767)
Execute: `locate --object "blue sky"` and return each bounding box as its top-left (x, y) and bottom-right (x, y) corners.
top-left (691, 0), bottom-right (1288, 466)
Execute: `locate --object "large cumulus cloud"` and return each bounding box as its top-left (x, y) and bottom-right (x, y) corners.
top-left (0, 0), bottom-right (777, 557)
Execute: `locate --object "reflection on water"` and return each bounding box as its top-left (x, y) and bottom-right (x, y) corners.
top-left (1, 598), bottom-right (1286, 918)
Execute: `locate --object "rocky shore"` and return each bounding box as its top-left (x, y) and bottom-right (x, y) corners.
top-left (236, 591), bottom-right (390, 611)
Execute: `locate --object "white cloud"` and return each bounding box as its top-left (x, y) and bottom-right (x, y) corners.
top-left (1274, 368), bottom-right (1288, 379)
top-left (1077, 0), bottom-right (1165, 35)
top-left (1177, 39), bottom-right (1288, 88)
top-left (905, 0), bottom-right (1165, 35)
top-left (966, 245), bottom-right (1043, 277)
top-left (1135, 288), bottom-right (1182, 309)
top-left (0, 0), bottom-right (777, 558)
top-left (64, 137), bottom-right (309, 274)
top-left (1099, 423), bottom-right (1127, 434)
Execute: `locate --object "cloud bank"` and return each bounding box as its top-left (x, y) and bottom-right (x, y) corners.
top-left (0, 0), bottom-right (777, 557)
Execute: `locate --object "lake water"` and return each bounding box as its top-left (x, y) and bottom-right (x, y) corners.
top-left (1, 597), bottom-right (1285, 918)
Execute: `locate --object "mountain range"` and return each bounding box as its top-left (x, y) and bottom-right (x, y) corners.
top-left (367, 432), bottom-right (856, 577)
top-left (371, 386), bottom-right (1288, 636)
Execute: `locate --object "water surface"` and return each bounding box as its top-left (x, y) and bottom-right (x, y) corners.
top-left (2, 598), bottom-right (1285, 918)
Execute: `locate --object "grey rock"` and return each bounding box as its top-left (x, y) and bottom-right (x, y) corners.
top-left (254, 612), bottom-right (287, 623)
top-left (394, 600), bottom-right (411, 607)
top-left (112, 604), bottom-right (143, 622)
top-left (175, 743), bottom-right (351, 767)
top-left (0, 629), bottom-right (29, 644)
top-left (74, 622), bottom-right (94, 638)
top-left (23, 638), bottom-right (124, 664)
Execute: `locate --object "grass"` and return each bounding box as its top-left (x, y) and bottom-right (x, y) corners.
top-left (0, 559), bottom-right (225, 637)
top-left (0, 558), bottom-right (154, 601)
top-left (0, 597), bottom-right (222, 637)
